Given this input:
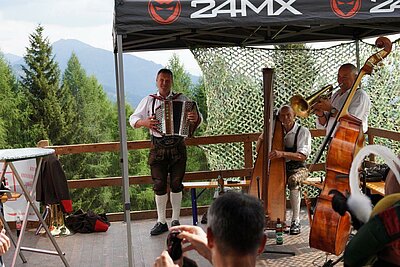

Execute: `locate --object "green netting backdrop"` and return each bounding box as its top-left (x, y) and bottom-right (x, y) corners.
top-left (191, 39), bottom-right (400, 197)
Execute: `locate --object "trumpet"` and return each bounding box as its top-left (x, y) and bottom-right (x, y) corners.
top-left (290, 84), bottom-right (338, 118)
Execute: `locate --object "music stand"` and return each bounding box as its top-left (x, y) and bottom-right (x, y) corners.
top-left (254, 177), bottom-right (296, 257)
top-left (321, 256), bottom-right (344, 267)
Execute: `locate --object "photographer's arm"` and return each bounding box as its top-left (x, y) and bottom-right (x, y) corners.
top-left (171, 225), bottom-right (211, 263)
top-left (153, 251), bottom-right (179, 267)
top-left (0, 229), bottom-right (10, 256)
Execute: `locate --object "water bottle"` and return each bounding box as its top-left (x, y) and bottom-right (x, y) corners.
top-left (275, 218), bottom-right (283, 245)
top-left (16, 216), bottom-right (22, 237)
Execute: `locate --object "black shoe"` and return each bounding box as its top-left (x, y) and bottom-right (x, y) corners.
top-left (289, 221), bottom-right (301, 235)
top-left (171, 220), bottom-right (180, 227)
top-left (150, 222), bottom-right (168, 235)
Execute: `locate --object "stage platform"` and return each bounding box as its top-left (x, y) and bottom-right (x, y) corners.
top-left (3, 207), bottom-right (344, 267)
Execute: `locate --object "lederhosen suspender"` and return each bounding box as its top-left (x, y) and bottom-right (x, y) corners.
top-left (150, 92), bottom-right (182, 117)
top-left (285, 126), bottom-right (306, 171)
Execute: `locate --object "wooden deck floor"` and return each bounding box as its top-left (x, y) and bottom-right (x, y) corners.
top-left (3, 208), bottom-right (344, 267)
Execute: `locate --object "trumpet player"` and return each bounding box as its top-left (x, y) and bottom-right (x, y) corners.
top-left (313, 63), bottom-right (371, 134)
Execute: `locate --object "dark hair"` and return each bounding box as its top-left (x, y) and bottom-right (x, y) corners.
top-left (208, 192), bottom-right (265, 255)
top-left (157, 68), bottom-right (173, 80)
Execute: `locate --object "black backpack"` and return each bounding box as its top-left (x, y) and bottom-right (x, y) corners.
top-left (65, 209), bottom-right (110, 233)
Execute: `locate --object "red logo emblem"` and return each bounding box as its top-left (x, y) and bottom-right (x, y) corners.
top-left (331, 0), bottom-right (361, 18)
top-left (148, 0), bottom-right (181, 25)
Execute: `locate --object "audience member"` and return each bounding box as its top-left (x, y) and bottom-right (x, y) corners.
top-left (153, 192), bottom-right (267, 267)
top-left (0, 228), bottom-right (11, 267)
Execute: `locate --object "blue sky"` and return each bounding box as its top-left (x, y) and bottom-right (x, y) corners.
top-left (0, 0), bottom-right (202, 75)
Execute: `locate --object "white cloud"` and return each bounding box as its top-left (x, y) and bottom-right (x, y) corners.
top-left (0, 0), bottom-right (203, 76)
top-left (1, 0), bottom-right (112, 27)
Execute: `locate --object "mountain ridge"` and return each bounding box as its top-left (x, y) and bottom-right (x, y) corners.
top-left (3, 39), bottom-right (199, 107)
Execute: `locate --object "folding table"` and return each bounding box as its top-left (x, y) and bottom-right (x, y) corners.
top-left (0, 148), bottom-right (69, 267)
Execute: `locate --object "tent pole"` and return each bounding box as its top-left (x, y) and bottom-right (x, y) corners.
top-left (114, 51), bottom-right (126, 211)
top-left (355, 39), bottom-right (360, 71)
top-left (115, 34), bottom-right (134, 267)
top-left (355, 39), bottom-right (361, 90)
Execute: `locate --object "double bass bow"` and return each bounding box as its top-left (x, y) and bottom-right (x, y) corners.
top-left (309, 36), bottom-right (392, 255)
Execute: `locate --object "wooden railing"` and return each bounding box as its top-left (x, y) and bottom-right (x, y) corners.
top-left (367, 127), bottom-right (400, 161)
top-left (40, 127), bottom-right (399, 221)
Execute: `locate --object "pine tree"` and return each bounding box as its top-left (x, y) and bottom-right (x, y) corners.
top-left (167, 53), bottom-right (193, 98)
top-left (0, 55), bottom-right (16, 147)
top-left (0, 54), bottom-right (31, 147)
top-left (58, 53), bottom-right (80, 145)
top-left (60, 53), bottom-right (124, 212)
top-left (20, 25), bottom-right (65, 145)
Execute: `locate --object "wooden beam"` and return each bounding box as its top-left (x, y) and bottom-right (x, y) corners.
top-left (106, 206), bottom-right (209, 222)
top-left (67, 168), bottom-right (253, 189)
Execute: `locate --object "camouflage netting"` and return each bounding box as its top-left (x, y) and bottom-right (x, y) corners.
top-left (191, 39), bottom-right (400, 197)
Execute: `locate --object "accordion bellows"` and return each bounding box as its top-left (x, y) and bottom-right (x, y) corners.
top-left (155, 100), bottom-right (196, 137)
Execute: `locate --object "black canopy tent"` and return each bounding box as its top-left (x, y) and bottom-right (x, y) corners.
top-left (113, 1), bottom-right (400, 265)
top-left (114, 0), bottom-right (400, 52)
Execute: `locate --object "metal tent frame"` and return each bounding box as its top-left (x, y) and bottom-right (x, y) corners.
top-left (113, 1), bottom-right (400, 265)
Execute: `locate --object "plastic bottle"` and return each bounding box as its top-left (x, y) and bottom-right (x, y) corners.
top-left (275, 218), bottom-right (283, 245)
top-left (16, 216), bottom-right (22, 237)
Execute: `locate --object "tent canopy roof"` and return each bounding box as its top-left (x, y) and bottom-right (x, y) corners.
top-left (113, 0), bottom-right (400, 52)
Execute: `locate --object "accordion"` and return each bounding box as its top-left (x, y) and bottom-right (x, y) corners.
top-left (154, 100), bottom-right (197, 137)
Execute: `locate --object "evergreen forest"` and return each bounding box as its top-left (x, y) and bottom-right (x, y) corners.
top-left (0, 25), bottom-right (211, 214)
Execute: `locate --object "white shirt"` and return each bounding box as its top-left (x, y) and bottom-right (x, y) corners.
top-left (316, 88), bottom-right (371, 134)
top-left (284, 122), bottom-right (312, 160)
top-left (129, 91), bottom-right (201, 137)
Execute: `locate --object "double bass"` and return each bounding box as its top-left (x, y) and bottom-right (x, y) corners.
top-left (309, 37), bottom-right (392, 255)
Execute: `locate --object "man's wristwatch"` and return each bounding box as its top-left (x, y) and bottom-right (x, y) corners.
top-left (330, 107), bottom-right (337, 116)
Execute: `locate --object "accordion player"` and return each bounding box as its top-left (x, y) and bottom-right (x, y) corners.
top-left (154, 100), bottom-right (198, 137)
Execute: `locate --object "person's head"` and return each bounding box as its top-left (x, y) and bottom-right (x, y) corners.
top-left (156, 68), bottom-right (173, 98)
top-left (207, 192), bottom-right (266, 257)
top-left (278, 105), bottom-right (296, 131)
top-left (337, 63), bottom-right (358, 94)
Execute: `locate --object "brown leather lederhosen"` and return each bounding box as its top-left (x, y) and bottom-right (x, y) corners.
top-left (149, 94), bottom-right (187, 195)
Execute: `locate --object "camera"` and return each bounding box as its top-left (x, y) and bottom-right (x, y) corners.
top-left (167, 230), bottom-right (182, 261)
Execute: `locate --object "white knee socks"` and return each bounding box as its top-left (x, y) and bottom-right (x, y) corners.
top-left (290, 189), bottom-right (301, 223)
top-left (170, 191), bottom-right (182, 221)
top-left (155, 194), bottom-right (168, 224)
